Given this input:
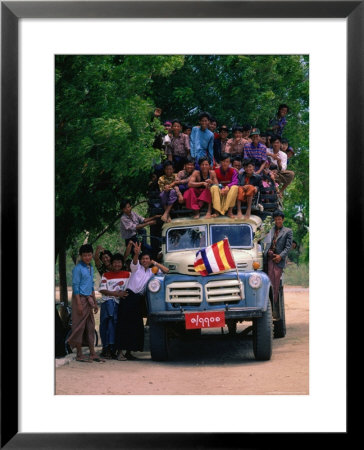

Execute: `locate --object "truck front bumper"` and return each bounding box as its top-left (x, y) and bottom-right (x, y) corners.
top-left (149, 307), bottom-right (263, 323)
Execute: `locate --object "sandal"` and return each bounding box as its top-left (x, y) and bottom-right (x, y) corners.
top-left (116, 352), bottom-right (127, 361)
top-left (89, 356), bottom-right (106, 363)
top-left (76, 356), bottom-right (93, 363)
top-left (125, 352), bottom-right (138, 361)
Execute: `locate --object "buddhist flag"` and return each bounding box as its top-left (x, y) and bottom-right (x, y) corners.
top-left (194, 238), bottom-right (236, 276)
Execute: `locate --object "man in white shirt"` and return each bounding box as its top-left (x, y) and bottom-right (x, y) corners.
top-left (267, 135), bottom-right (295, 196)
top-left (114, 242), bottom-right (169, 361)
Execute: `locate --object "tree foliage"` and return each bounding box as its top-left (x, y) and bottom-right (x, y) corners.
top-left (55, 55), bottom-right (184, 254)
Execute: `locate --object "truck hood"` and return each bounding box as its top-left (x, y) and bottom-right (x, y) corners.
top-left (164, 248), bottom-right (262, 275)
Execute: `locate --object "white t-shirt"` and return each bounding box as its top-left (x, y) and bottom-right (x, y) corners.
top-left (268, 150), bottom-right (288, 171)
top-left (98, 270), bottom-right (130, 304)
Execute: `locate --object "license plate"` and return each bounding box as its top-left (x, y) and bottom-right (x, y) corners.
top-left (185, 311), bottom-right (225, 329)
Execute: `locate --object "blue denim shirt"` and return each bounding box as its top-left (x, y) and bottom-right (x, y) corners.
top-left (72, 261), bottom-right (94, 296)
top-left (190, 126), bottom-right (214, 164)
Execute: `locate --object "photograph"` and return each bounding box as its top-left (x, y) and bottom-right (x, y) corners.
top-left (55, 54), bottom-right (310, 396)
top-left (2, 0), bottom-right (355, 445)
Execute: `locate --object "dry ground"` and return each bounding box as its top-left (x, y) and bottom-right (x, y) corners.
top-left (55, 286), bottom-right (308, 395)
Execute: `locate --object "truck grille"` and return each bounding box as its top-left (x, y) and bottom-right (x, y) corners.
top-left (205, 279), bottom-right (244, 304)
top-left (166, 282), bottom-right (203, 304)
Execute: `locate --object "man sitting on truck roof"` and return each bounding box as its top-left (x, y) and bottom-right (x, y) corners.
top-left (210, 153), bottom-right (239, 218)
top-left (267, 135), bottom-right (295, 197)
top-left (243, 128), bottom-right (268, 175)
top-left (174, 156), bottom-right (196, 203)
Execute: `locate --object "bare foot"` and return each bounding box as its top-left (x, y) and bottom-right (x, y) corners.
top-left (236, 213), bottom-right (244, 219)
top-left (211, 213), bottom-right (218, 218)
top-left (205, 213), bottom-right (212, 219)
top-left (193, 213), bottom-right (200, 219)
top-left (227, 213), bottom-right (236, 219)
top-left (167, 217), bottom-right (172, 223)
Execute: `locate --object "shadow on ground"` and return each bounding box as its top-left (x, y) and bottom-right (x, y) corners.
top-left (143, 326), bottom-right (259, 366)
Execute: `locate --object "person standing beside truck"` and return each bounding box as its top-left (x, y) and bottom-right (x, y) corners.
top-left (114, 242), bottom-right (169, 361)
top-left (98, 253), bottom-right (130, 359)
top-left (264, 210), bottom-right (293, 305)
top-left (94, 245), bottom-right (113, 276)
top-left (67, 244), bottom-right (103, 363)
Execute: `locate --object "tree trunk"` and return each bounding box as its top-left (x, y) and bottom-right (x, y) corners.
top-left (58, 245), bottom-right (69, 306)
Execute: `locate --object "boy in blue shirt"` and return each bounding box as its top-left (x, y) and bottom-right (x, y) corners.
top-left (190, 112), bottom-right (214, 166)
top-left (67, 244), bottom-right (103, 363)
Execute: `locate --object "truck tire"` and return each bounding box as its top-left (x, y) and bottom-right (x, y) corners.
top-left (253, 301), bottom-right (273, 361)
top-left (227, 320), bottom-right (237, 335)
top-left (149, 322), bottom-right (169, 361)
top-left (274, 286), bottom-right (286, 339)
top-left (186, 329), bottom-right (202, 337)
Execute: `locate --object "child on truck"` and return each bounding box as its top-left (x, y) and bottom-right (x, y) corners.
top-left (158, 160), bottom-right (182, 222)
top-left (236, 159), bottom-right (262, 220)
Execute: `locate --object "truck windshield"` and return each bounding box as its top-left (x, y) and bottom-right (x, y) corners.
top-left (210, 224), bottom-right (253, 248)
top-left (166, 226), bottom-right (207, 252)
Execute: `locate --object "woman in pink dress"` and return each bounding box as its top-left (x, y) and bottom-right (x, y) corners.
top-left (183, 157), bottom-right (218, 219)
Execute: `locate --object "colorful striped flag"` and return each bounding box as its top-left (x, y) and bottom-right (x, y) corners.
top-left (194, 238), bottom-right (236, 276)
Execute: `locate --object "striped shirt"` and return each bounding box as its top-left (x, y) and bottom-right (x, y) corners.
top-left (243, 142), bottom-right (268, 163)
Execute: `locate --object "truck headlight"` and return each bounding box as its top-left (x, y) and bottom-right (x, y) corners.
top-left (148, 279), bottom-right (161, 293)
top-left (248, 273), bottom-right (262, 289)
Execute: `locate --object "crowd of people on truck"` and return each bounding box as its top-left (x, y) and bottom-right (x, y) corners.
top-left (65, 105), bottom-right (295, 363)
top-left (150, 106), bottom-right (295, 222)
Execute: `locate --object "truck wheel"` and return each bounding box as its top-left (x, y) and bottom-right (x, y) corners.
top-left (186, 329), bottom-right (202, 337)
top-left (227, 320), bottom-right (237, 335)
top-left (149, 322), bottom-right (169, 361)
top-left (274, 286), bottom-right (286, 338)
top-left (253, 301), bottom-right (273, 361)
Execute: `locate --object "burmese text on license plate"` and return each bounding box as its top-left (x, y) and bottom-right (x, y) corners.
top-left (185, 311), bottom-right (225, 329)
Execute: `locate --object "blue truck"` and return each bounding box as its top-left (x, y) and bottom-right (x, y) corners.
top-left (146, 214), bottom-right (286, 361)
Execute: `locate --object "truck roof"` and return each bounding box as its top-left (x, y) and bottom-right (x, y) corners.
top-left (161, 214), bottom-right (262, 233)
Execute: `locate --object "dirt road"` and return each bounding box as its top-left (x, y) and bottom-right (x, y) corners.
top-left (55, 287), bottom-right (308, 395)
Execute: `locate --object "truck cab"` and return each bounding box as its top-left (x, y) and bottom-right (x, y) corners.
top-left (146, 214), bottom-right (282, 362)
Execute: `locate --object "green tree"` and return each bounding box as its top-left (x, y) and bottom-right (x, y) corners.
top-left (56, 55), bottom-right (184, 302)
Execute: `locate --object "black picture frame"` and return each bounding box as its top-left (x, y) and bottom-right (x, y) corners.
top-left (1, 1), bottom-right (357, 448)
